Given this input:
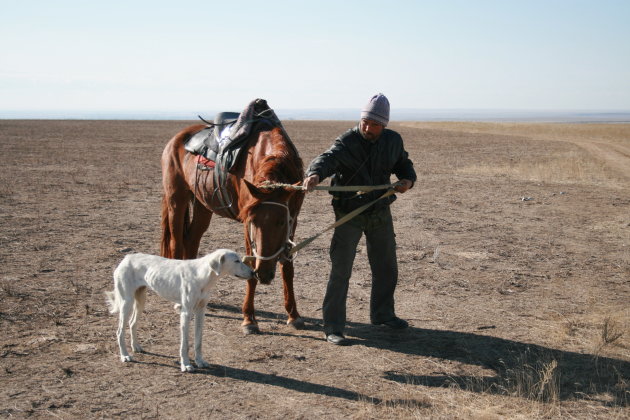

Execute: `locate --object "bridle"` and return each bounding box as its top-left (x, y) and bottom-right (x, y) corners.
top-left (245, 200), bottom-right (296, 263)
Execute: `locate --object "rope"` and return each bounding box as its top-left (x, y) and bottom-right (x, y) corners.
top-left (258, 180), bottom-right (400, 194)
top-left (288, 188), bottom-right (396, 255)
top-left (242, 180), bottom-right (400, 262)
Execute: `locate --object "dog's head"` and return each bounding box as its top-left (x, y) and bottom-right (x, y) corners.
top-left (209, 249), bottom-right (255, 279)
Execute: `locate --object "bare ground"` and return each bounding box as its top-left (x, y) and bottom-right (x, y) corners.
top-left (0, 120), bottom-right (628, 419)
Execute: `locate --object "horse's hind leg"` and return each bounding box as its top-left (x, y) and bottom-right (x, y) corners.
top-left (183, 199), bottom-right (212, 259)
top-left (280, 260), bottom-right (305, 329)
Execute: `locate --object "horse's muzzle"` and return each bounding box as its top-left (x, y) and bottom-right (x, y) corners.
top-left (255, 267), bottom-right (276, 285)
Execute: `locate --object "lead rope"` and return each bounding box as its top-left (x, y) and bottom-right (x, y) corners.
top-left (288, 188), bottom-right (396, 256)
top-left (242, 182), bottom-right (400, 263)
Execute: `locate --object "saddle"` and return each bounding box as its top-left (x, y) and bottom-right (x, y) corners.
top-left (184, 98), bottom-right (283, 218)
top-left (185, 98), bottom-right (281, 171)
top-left (184, 111), bottom-right (240, 163)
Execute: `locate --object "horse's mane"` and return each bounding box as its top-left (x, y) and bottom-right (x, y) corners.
top-left (238, 127), bottom-right (304, 221)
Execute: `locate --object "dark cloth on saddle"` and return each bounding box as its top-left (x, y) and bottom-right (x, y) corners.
top-left (184, 98), bottom-right (282, 173)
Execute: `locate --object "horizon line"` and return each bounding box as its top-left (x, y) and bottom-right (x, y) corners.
top-left (2, 108), bottom-right (630, 123)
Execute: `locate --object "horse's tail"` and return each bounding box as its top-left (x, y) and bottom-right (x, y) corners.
top-left (160, 126), bottom-right (201, 258)
top-left (160, 194), bottom-right (193, 259)
top-left (160, 193), bottom-right (173, 258)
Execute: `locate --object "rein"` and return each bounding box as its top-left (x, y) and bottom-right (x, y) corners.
top-left (288, 188), bottom-right (396, 255)
top-left (258, 180), bottom-right (398, 194)
top-left (242, 181), bottom-right (400, 263)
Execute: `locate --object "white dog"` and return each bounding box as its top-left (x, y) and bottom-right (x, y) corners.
top-left (106, 249), bottom-right (254, 372)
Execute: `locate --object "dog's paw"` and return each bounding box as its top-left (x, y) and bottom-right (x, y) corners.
top-left (121, 355), bottom-right (133, 363)
top-left (132, 344), bottom-right (144, 353)
top-left (181, 364), bottom-right (195, 373)
top-left (195, 359), bottom-right (210, 369)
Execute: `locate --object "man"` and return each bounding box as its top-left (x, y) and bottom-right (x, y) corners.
top-left (303, 93), bottom-right (417, 345)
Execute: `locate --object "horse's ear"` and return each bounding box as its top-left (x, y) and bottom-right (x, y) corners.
top-left (243, 179), bottom-right (268, 199)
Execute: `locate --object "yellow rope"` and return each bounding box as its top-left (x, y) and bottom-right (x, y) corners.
top-left (258, 180), bottom-right (400, 195)
top-left (288, 189), bottom-right (396, 255)
top-left (246, 180), bottom-right (400, 260)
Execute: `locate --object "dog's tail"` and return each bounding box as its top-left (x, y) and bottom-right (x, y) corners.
top-left (106, 264), bottom-right (124, 314)
top-left (105, 290), bottom-right (120, 314)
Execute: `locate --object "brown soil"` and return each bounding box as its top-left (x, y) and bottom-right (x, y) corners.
top-left (1, 120), bottom-right (628, 419)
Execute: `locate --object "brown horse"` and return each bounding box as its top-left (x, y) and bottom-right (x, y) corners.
top-left (160, 115), bottom-right (305, 334)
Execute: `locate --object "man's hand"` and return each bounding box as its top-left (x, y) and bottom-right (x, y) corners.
top-left (394, 179), bottom-right (413, 193)
top-left (302, 174), bottom-right (320, 192)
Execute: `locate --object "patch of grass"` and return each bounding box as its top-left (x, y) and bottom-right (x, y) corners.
top-left (457, 151), bottom-right (614, 185)
top-left (600, 317), bottom-right (625, 347)
top-left (1, 280), bottom-right (17, 297)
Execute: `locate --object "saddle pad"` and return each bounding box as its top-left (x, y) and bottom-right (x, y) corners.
top-left (196, 154), bottom-right (215, 168)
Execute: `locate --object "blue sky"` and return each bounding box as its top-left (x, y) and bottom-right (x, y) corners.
top-left (1, 0), bottom-right (629, 117)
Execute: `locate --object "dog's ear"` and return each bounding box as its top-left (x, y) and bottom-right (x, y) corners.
top-left (210, 253), bottom-right (225, 275)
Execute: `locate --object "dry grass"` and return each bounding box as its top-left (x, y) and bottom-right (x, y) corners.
top-left (404, 122), bottom-right (630, 187)
top-left (402, 122), bottom-right (630, 145)
top-left (457, 150), bottom-right (615, 185)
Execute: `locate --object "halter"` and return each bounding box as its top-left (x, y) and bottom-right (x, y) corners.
top-left (246, 201), bottom-right (296, 262)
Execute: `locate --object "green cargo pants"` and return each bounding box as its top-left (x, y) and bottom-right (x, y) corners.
top-left (322, 205), bottom-right (398, 335)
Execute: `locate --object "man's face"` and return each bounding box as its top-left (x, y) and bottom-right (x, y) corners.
top-left (359, 118), bottom-right (385, 141)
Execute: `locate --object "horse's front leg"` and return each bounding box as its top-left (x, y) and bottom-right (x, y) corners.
top-left (281, 260), bottom-right (305, 329)
top-left (241, 277), bottom-right (260, 334)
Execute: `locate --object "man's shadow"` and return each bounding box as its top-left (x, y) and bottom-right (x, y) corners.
top-left (208, 303), bottom-right (628, 406)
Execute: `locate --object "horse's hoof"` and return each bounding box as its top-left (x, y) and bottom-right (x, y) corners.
top-left (287, 317), bottom-right (306, 330)
top-left (242, 324), bottom-right (260, 335)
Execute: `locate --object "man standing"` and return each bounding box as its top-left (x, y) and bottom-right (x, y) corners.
top-left (303, 93), bottom-right (417, 345)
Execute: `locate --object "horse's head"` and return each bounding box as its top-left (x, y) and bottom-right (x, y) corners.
top-left (240, 179), bottom-right (300, 285)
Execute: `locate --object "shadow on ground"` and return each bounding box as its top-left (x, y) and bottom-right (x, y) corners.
top-left (208, 303), bottom-right (629, 406)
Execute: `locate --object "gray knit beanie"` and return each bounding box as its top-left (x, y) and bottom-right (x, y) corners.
top-left (360, 93), bottom-right (390, 126)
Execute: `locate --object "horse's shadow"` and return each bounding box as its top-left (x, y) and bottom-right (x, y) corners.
top-left (207, 303), bottom-right (629, 406)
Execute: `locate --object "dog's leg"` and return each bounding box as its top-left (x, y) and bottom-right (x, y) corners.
top-left (129, 286), bottom-right (146, 353)
top-left (118, 300), bottom-right (134, 362)
top-left (180, 309), bottom-right (194, 372)
top-left (193, 304), bottom-right (210, 368)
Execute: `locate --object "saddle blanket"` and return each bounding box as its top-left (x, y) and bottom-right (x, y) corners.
top-left (196, 154), bottom-right (215, 168)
